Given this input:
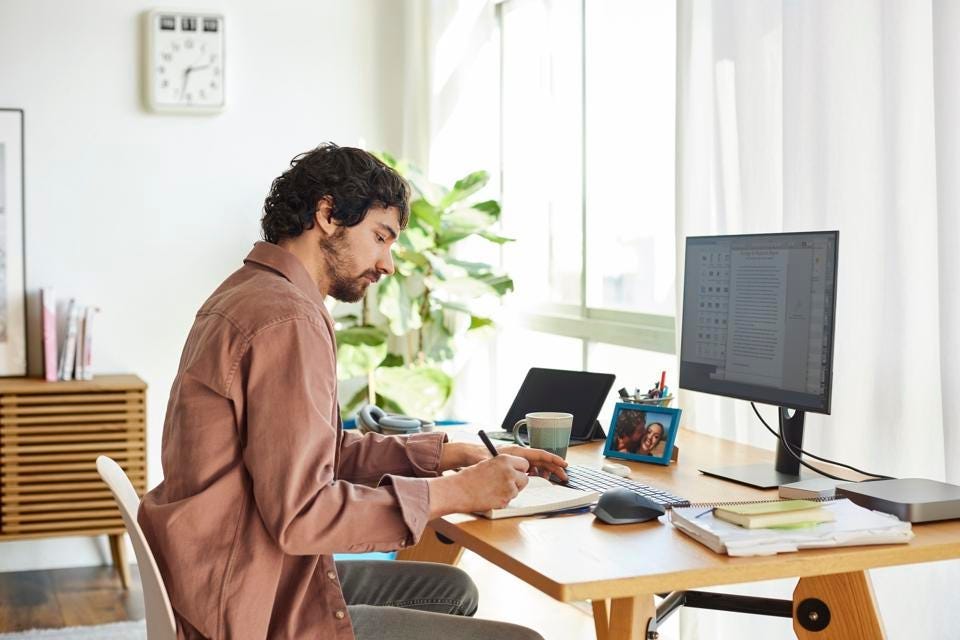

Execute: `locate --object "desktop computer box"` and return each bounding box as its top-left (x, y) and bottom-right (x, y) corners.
top-left (836, 478), bottom-right (960, 523)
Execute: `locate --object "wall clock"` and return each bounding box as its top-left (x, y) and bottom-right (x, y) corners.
top-left (143, 10), bottom-right (225, 114)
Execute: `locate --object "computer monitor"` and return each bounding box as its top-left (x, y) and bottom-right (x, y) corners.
top-left (679, 231), bottom-right (839, 489)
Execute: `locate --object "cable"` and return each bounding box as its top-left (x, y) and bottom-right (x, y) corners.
top-left (750, 403), bottom-right (894, 481)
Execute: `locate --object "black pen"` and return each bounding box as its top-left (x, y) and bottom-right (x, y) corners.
top-left (477, 430), bottom-right (499, 457)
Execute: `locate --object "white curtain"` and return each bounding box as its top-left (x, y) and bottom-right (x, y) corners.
top-left (676, 0), bottom-right (960, 637)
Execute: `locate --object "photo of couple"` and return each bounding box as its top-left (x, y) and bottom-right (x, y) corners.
top-left (604, 404), bottom-right (682, 465)
top-left (613, 411), bottom-right (667, 456)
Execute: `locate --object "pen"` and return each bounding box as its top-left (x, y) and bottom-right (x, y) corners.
top-left (659, 370), bottom-right (667, 393)
top-left (478, 430), bottom-right (499, 457)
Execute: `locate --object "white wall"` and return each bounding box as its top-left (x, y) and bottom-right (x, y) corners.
top-left (0, 0), bottom-right (408, 572)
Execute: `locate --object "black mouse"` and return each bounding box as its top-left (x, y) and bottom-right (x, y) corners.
top-left (593, 488), bottom-right (666, 525)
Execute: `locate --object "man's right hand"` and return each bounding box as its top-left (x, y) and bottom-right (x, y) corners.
top-left (428, 454), bottom-right (530, 518)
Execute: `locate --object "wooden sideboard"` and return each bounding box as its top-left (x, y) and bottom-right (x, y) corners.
top-left (0, 375), bottom-right (146, 587)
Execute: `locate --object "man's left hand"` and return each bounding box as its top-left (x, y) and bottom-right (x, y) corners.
top-left (439, 442), bottom-right (568, 481)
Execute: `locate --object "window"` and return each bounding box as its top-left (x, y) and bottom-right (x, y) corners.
top-left (499, 0), bottom-right (677, 356)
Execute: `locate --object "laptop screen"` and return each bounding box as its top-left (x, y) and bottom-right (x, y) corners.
top-left (500, 368), bottom-right (616, 441)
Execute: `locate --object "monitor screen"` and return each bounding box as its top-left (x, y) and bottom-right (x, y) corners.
top-left (679, 231), bottom-right (838, 414)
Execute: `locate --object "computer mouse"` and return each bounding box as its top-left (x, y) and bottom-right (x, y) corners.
top-left (593, 488), bottom-right (666, 525)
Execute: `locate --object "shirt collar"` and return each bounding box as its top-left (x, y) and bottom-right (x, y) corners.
top-left (243, 241), bottom-right (327, 309)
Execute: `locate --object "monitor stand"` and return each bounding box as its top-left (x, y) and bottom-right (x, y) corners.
top-left (699, 407), bottom-right (813, 490)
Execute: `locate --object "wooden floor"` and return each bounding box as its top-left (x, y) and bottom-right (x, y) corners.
top-left (0, 564), bottom-right (144, 632)
top-left (0, 552), bottom-right (596, 638)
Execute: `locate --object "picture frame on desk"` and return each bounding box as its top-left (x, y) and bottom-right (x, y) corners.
top-left (603, 402), bottom-right (682, 466)
top-left (0, 109), bottom-right (26, 376)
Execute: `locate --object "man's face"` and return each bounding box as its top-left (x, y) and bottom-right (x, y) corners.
top-left (319, 206), bottom-right (400, 303)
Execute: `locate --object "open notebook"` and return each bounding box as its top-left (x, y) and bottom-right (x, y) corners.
top-left (670, 498), bottom-right (913, 556)
top-left (477, 476), bottom-right (599, 520)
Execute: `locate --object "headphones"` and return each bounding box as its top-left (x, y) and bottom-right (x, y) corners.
top-left (356, 404), bottom-right (435, 435)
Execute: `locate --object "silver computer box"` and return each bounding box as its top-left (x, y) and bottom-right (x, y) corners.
top-left (836, 478), bottom-right (960, 523)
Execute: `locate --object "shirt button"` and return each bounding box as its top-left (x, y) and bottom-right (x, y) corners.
top-left (326, 570), bottom-right (337, 580)
top-left (334, 610), bottom-right (345, 620)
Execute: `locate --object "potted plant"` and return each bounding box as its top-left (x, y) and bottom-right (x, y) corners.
top-left (334, 153), bottom-right (514, 421)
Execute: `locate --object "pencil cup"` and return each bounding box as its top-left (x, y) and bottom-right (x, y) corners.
top-left (625, 394), bottom-right (673, 408)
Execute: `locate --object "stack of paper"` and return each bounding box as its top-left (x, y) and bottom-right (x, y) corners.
top-left (670, 498), bottom-right (913, 556)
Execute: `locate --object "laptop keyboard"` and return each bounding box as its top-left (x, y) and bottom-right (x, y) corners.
top-left (561, 465), bottom-right (691, 509)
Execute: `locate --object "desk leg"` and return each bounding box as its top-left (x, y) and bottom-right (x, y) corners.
top-left (591, 595), bottom-right (654, 640)
top-left (793, 571), bottom-right (885, 639)
top-left (395, 523), bottom-right (464, 565)
top-left (108, 533), bottom-right (131, 589)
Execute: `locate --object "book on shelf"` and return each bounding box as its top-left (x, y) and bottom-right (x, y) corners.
top-left (58, 299), bottom-right (79, 381)
top-left (41, 287), bottom-right (58, 382)
top-left (669, 498), bottom-right (913, 557)
top-left (45, 292), bottom-right (99, 382)
top-left (80, 306), bottom-right (98, 381)
top-left (713, 500), bottom-right (834, 529)
top-left (476, 476), bottom-right (599, 520)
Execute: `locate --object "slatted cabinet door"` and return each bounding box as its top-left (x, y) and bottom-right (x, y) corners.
top-left (0, 376), bottom-right (146, 554)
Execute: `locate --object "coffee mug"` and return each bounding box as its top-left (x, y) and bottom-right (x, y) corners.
top-left (512, 412), bottom-right (573, 459)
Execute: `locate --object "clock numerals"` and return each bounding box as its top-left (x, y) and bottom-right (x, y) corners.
top-left (146, 11), bottom-right (224, 112)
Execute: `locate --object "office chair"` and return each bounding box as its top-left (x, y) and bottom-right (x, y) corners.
top-left (96, 456), bottom-right (177, 640)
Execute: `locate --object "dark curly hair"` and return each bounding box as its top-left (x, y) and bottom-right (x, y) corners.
top-left (261, 143), bottom-right (410, 243)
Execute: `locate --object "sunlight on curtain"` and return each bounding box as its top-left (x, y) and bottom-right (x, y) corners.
top-left (677, 1), bottom-right (960, 637)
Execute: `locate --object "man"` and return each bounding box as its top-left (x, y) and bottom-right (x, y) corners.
top-left (138, 143), bottom-right (566, 639)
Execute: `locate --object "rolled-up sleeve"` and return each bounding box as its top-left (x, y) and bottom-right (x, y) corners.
top-left (338, 430), bottom-right (447, 484)
top-left (237, 318), bottom-right (431, 555)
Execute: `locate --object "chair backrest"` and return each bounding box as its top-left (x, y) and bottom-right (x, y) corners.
top-left (96, 456), bottom-right (177, 640)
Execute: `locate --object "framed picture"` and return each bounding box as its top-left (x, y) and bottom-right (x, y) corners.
top-left (0, 109), bottom-right (26, 376)
top-left (603, 403), bottom-right (682, 466)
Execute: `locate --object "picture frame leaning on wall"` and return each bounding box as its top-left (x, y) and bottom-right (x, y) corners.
top-left (0, 109), bottom-right (27, 376)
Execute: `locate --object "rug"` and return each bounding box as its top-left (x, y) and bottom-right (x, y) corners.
top-left (0, 620), bottom-right (146, 639)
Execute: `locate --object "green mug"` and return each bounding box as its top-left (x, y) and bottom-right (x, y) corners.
top-left (512, 411), bottom-right (573, 459)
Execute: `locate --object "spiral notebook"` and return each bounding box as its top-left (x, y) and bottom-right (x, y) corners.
top-left (669, 497), bottom-right (913, 557)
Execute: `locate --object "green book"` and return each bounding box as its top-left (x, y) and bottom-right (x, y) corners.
top-left (714, 500), bottom-right (835, 529)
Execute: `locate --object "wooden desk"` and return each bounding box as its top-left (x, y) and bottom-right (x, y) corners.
top-left (397, 429), bottom-right (960, 639)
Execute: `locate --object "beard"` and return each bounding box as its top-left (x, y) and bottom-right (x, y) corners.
top-left (318, 228), bottom-right (378, 303)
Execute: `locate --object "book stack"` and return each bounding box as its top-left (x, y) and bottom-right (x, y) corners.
top-left (669, 498), bottom-right (913, 556)
top-left (713, 500), bottom-right (835, 529)
top-left (41, 287), bottom-right (99, 382)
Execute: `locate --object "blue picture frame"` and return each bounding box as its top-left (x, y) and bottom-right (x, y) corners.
top-left (602, 403), bottom-right (682, 466)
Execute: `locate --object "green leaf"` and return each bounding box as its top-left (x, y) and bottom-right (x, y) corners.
top-left (437, 206), bottom-right (499, 247)
top-left (377, 275), bottom-right (423, 336)
top-left (381, 353), bottom-right (404, 367)
top-left (470, 199), bottom-right (501, 219)
top-left (410, 199), bottom-right (442, 232)
top-left (474, 273), bottom-right (514, 296)
top-left (426, 275), bottom-right (498, 300)
top-left (398, 226), bottom-right (435, 253)
top-left (420, 312), bottom-right (456, 362)
top-left (375, 365), bottom-right (453, 419)
top-left (337, 341), bottom-right (387, 378)
top-left (478, 231), bottom-right (515, 245)
top-left (335, 326), bottom-right (388, 346)
top-left (438, 170), bottom-right (489, 209)
top-left (469, 315), bottom-right (494, 330)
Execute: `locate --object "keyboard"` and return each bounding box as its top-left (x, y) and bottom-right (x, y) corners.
top-left (561, 464), bottom-right (691, 509)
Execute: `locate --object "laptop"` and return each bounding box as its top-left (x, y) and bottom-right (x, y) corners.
top-left (487, 368), bottom-right (616, 444)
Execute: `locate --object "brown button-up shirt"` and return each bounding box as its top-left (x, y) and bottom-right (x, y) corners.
top-left (139, 242), bottom-right (446, 639)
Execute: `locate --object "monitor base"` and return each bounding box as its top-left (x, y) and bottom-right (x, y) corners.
top-left (699, 463), bottom-right (817, 490)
